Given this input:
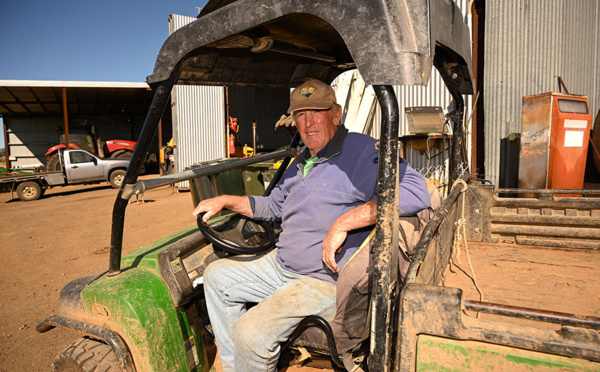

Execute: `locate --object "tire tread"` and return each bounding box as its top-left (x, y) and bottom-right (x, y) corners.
top-left (52, 338), bottom-right (121, 372)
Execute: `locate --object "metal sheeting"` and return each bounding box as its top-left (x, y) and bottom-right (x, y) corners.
top-left (169, 14), bottom-right (226, 188)
top-left (171, 85), bottom-right (225, 176)
top-left (395, 0), bottom-right (473, 179)
top-left (5, 117), bottom-right (61, 168)
top-left (168, 13), bottom-right (196, 36)
top-left (5, 115), bottom-right (141, 169)
top-left (227, 86), bottom-right (292, 151)
top-left (331, 0), bottom-right (472, 189)
top-left (484, 0), bottom-right (600, 186)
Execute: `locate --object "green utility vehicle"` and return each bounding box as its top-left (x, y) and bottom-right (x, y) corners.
top-left (38, 0), bottom-right (600, 371)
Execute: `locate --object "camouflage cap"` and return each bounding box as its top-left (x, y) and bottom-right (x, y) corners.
top-left (287, 79), bottom-right (337, 114)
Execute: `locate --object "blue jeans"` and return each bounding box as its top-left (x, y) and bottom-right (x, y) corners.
top-left (203, 249), bottom-right (337, 372)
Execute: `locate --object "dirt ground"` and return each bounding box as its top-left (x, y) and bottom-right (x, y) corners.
top-left (0, 179), bottom-right (196, 371)
top-left (445, 242), bottom-right (600, 319)
top-left (2, 177), bottom-right (599, 371)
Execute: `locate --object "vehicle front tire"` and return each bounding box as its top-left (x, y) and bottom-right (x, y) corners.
top-left (109, 169), bottom-right (126, 189)
top-left (52, 338), bottom-right (120, 372)
top-left (16, 181), bottom-right (42, 201)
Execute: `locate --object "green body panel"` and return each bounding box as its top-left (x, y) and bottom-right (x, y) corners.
top-left (80, 226), bottom-right (208, 372)
top-left (416, 335), bottom-right (600, 371)
top-left (241, 168), bottom-right (265, 196)
top-left (120, 226), bottom-right (198, 271)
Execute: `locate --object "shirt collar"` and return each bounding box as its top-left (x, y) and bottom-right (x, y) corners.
top-left (298, 125), bottom-right (349, 164)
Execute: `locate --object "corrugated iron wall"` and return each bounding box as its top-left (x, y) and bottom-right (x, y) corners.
top-left (227, 86), bottom-right (293, 151)
top-left (484, 0), bottom-right (600, 186)
top-left (394, 0), bottom-right (473, 178)
top-left (169, 14), bottom-right (226, 188)
top-left (168, 2), bottom-right (600, 190)
top-left (5, 117), bottom-right (62, 168)
top-left (331, 0), bottom-right (472, 190)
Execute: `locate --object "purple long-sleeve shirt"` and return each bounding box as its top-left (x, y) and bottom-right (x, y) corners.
top-left (250, 125), bottom-right (430, 284)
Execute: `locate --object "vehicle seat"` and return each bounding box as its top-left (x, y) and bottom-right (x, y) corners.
top-left (284, 181), bottom-right (443, 370)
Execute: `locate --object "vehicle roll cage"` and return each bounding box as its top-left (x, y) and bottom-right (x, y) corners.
top-left (108, 0), bottom-right (473, 370)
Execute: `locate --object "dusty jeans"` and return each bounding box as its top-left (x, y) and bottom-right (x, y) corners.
top-left (203, 249), bottom-right (336, 372)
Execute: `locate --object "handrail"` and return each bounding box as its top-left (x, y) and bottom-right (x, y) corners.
top-left (121, 147), bottom-right (297, 200)
top-left (109, 69), bottom-right (179, 276)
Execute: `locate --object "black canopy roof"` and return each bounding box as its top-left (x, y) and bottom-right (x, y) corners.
top-left (147, 0), bottom-right (473, 93)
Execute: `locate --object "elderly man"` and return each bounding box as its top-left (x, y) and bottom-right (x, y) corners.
top-left (192, 79), bottom-right (430, 372)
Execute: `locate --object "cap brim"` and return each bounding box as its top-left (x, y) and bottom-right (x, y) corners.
top-left (287, 100), bottom-right (335, 114)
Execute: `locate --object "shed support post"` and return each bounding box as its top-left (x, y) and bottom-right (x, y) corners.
top-left (3, 121), bottom-right (9, 169)
top-left (62, 87), bottom-right (70, 149)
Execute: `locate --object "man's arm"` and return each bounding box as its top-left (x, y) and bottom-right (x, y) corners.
top-left (322, 199), bottom-right (377, 273)
top-left (192, 195), bottom-right (253, 222)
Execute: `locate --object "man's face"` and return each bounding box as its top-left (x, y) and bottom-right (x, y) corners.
top-left (294, 108), bottom-right (341, 156)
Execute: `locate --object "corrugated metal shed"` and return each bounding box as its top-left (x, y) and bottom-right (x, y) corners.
top-left (169, 14), bottom-right (226, 188)
top-left (330, 0), bottom-right (472, 190)
top-left (483, 0), bottom-right (600, 186)
top-left (227, 86), bottom-right (292, 151)
top-left (168, 1), bottom-right (600, 191)
top-left (394, 0), bottom-right (473, 185)
top-left (0, 80), bottom-right (153, 169)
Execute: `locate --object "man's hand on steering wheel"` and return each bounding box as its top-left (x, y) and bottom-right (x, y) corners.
top-left (192, 195), bottom-right (254, 222)
top-left (193, 195), bottom-right (276, 257)
top-left (193, 196), bottom-right (227, 222)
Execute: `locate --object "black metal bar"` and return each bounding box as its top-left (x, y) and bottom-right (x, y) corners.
top-left (122, 146), bottom-right (296, 199)
top-left (449, 91), bottom-right (465, 183)
top-left (109, 72), bottom-right (178, 276)
top-left (280, 315), bottom-right (344, 367)
top-left (464, 300), bottom-right (600, 330)
top-left (496, 188), bottom-right (600, 195)
top-left (263, 131), bottom-right (301, 196)
top-left (433, 54), bottom-right (467, 185)
top-left (37, 315), bottom-right (135, 372)
top-left (369, 85), bottom-right (399, 372)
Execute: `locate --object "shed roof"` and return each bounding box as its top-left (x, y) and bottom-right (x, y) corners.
top-left (0, 80), bottom-right (153, 118)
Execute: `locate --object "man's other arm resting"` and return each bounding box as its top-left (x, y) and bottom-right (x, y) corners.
top-left (322, 200), bottom-right (377, 273)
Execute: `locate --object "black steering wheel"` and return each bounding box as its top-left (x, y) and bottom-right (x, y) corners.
top-left (197, 213), bottom-right (277, 258)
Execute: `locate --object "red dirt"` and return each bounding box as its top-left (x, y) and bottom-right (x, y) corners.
top-left (3, 178), bottom-right (597, 371)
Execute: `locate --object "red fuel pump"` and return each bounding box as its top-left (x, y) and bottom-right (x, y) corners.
top-left (518, 92), bottom-right (592, 194)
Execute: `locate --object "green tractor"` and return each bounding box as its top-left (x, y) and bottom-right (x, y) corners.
top-left (36, 0), bottom-right (548, 370)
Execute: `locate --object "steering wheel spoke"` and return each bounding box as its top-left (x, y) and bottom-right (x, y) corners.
top-left (197, 213), bottom-right (276, 256)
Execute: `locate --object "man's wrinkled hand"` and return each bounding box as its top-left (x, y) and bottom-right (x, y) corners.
top-left (192, 197), bottom-right (226, 222)
top-left (322, 225), bottom-right (347, 274)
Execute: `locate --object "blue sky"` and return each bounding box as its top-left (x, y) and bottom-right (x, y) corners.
top-left (0, 0), bottom-right (209, 149)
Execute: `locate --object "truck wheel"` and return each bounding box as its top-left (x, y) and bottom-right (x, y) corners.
top-left (111, 150), bottom-right (133, 159)
top-left (16, 181), bottom-right (42, 201)
top-left (52, 338), bottom-right (120, 372)
top-left (109, 169), bottom-right (126, 189)
top-left (46, 153), bottom-right (60, 171)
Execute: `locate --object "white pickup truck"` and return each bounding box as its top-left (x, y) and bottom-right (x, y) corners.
top-left (0, 148), bottom-right (130, 201)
